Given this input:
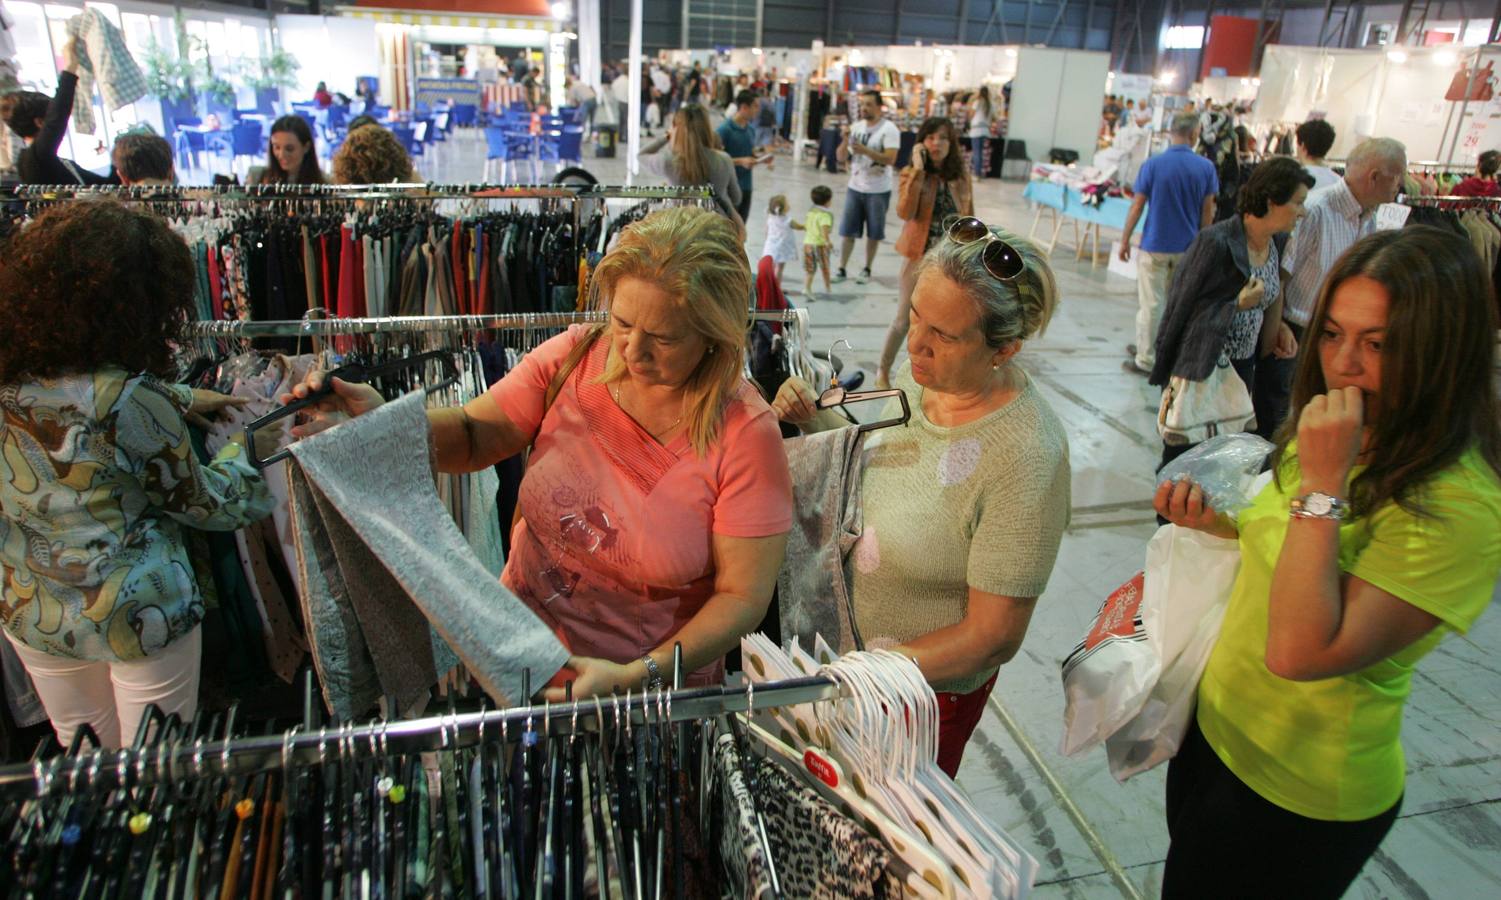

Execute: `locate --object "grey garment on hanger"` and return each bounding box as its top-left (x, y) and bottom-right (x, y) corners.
top-left (0, 637), bottom-right (46, 729)
top-left (286, 390), bottom-right (568, 719)
top-left (776, 426), bottom-right (866, 654)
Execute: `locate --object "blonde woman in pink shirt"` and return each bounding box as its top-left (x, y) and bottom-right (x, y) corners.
top-left (285, 207), bottom-right (793, 697)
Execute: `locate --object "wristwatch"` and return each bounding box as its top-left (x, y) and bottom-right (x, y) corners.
top-left (1290, 492), bottom-right (1349, 521)
top-left (641, 654), bottom-right (665, 690)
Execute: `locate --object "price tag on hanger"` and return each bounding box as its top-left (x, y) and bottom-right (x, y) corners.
top-left (1375, 203), bottom-right (1411, 231)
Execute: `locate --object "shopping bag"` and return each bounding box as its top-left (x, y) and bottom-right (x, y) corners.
top-left (1059, 571), bottom-right (1154, 756)
top-left (1059, 524), bottom-right (1240, 768)
top-left (1157, 354), bottom-right (1256, 446)
top-left (1446, 61), bottom-right (1495, 102)
top-left (1104, 525), bottom-right (1240, 781)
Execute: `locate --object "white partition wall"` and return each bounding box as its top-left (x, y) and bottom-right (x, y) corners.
top-left (1009, 47), bottom-right (1110, 166)
top-left (275, 14), bottom-right (380, 101)
top-left (1253, 44), bottom-right (1500, 164)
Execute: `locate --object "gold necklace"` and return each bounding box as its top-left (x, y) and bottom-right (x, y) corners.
top-left (613, 380), bottom-right (684, 433)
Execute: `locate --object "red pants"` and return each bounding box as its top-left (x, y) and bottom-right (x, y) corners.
top-left (935, 672), bottom-right (998, 778)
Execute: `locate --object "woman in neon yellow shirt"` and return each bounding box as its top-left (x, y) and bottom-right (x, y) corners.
top-left (1155, 226), bottom-right (1501, 898)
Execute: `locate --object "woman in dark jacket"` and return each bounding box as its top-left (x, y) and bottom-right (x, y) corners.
top-left (1151, 156), bottom-right (1315, 467)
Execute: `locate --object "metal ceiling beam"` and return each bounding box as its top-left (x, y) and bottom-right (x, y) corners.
top-left (1084, 0), bottom-right (1097, 49)
top-left (958, 0), bottom-right (972, 43)
top-left (1044, 0), bottom-right (1074, 45)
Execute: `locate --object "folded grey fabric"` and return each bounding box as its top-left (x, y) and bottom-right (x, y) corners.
top-left (777, 426), bottom-right (866, 654)
top-left (287, 390), bottom-right (568, 719)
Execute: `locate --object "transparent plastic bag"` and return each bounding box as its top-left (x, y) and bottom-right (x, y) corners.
top-left (1157, 433), bottom-right (1274, 514)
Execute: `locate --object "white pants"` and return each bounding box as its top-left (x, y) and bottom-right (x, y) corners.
top-left (1135, 250), bottom-right (1184, 369)
top-left (4, 626), bottom-right (202, 748)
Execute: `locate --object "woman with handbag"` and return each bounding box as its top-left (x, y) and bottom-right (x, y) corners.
top-left (875, 116), bottom-right (975, 389)
top-left (283, 207), bottom-right (793, 698)
top-left (1154, 226), bottom-right (1501, 898)
top-left (1150, 157), bottom-right (1315, 468)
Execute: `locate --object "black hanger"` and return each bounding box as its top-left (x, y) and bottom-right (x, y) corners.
top-left (816, 384), bottom-right (912, 434)
top-left (244, 348), bottom-right (461, 467)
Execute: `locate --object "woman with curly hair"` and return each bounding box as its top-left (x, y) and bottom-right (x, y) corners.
top-left (0, 202), bottom-right (277, 748)
top-left (332, 124), bottom-right (415, 184)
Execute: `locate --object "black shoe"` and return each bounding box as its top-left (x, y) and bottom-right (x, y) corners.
top-left (837, 371), bottom-right (865, 392)
top-left (1126, 343), bottom-right (1138, 359)
top-left (834, 268), bottom-right (848, 282)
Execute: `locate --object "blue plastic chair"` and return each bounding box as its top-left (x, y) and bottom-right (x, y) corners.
top-left (484, 125), bottom-right (510, 181)
top-left (540, 127), bottom-right (583, 170)
top-left (206, 120), bottom-right (263, 173)
top-left (391, 125), bottom-right (422, 158)
top-left (172, 116), bottom-right (206, 170)
top-left (451, 103), bottom-right (477, 127)
top-left (326, 106), bottom-right (349, 131)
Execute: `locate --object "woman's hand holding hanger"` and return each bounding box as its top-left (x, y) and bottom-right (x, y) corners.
top-left (278, 371), bottom-right (386, 438)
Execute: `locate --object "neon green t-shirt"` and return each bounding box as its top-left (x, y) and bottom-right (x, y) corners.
top-left (1197, 443), bottom-right (1501, 821)
top-left (803, 207), bottom-right (833, 247)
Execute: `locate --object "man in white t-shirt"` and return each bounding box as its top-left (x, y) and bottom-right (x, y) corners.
top-left (1295, 119), bottom-right (1341, 191)
top-left (835, 90), bottom-right (900, 284)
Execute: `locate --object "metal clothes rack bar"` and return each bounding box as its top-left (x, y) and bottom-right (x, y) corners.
top-left (1397, 193), bottom-right (1501, 204)
top-left (183, 309), bottom-right (807, 339)
top-left (0, 675), bottom-right (840, 798)
top-left (2, 183), bottom-right (715, 203)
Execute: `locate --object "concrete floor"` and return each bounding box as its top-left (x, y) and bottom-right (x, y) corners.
top-left (377, 132), bottom-right (1500, 898)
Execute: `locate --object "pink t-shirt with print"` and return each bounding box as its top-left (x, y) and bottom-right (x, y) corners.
top-left (487, 325), bottom-right (792, 682)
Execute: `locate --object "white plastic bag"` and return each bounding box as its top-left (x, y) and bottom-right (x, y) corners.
top-left (1059, 570), bottom-right (1154, 757)
top-left (1059, 524), bottom-right (1240, 773)
top-left (1104, 524), bottom-right (1240, 781)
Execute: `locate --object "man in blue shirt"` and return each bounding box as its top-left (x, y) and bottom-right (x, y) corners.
top-left (1118, 113), bottom-right (1219, 374)
top-left (717, 89), bottom-right (770, 222)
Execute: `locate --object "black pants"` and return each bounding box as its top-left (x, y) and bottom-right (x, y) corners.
top-left (1163, 718), bottom-right (1400, 899)
top-left (735, 187), bottom-right (752, 224)
top-left (1254, 320), bottom-right (1303, 441)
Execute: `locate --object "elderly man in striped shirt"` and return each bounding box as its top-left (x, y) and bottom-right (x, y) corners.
top-left (1255, 137), bottom-right (1407, 437)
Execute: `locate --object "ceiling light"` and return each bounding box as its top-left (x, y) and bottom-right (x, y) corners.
top-left (1386, 50), bottom-right (1408, 64)
top-left (550, 2), bottom-right (570, 20)
top-left (1435, 49), bottom-right (1458, 66)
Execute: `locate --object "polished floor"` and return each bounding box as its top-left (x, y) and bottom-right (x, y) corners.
top-left (364, 131), bottom-right (1499, 898)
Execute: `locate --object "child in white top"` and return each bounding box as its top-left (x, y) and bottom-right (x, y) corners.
top-left (761, 194), bottom-right (799, 285)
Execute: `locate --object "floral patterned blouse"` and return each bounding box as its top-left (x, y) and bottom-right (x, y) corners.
top-left (1, 369), bottom-right (274, 662)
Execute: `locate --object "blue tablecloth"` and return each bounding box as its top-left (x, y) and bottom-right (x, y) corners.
top-left (1023, 180), bottom-right (1139, 231)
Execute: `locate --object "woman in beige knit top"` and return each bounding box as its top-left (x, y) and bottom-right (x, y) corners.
top-left (772, 220), bottom-right (1071, 775)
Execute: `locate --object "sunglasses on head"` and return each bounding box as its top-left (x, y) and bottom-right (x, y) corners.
top-left (946, 216), bottom-right (1027, 281)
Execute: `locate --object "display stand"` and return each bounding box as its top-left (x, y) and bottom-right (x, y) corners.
top-left (1023, 181), bottom-right (1138, 269)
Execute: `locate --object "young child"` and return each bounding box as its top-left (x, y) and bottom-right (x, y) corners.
top-left (793, 185), bottom-right (834, 297)
top-left (761, 195), bottom-right (799, 286)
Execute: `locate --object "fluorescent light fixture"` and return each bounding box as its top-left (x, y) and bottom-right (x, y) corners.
top-left (1157, 70), bottom-right (1178, 86)
top-left (1435, 49), bottom-right (1458, 66)
top-left (1240, 77), bottom-right (1250, 85)
top-left (1005, 48), bottom-right (1018, 58)
top-left (1252, 78), bottom-right (1261, 86)
top-left (751, 47), bottom-right (762, 55)
top-left (1386, 50), bottom-right (1408, 64)
top-left (550, 2), bottom-right (570, 20)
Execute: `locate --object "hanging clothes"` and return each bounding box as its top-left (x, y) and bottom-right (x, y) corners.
top-left (285, 390), bottom-right (569, 719)
top-left (776, 426), bottom-right (867, 653)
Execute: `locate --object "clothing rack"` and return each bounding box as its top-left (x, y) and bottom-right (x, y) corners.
top-left (1397, 193), bottom-right (1501, 204)
top-left (1, 183), bottom-right (714, 203)
top-left (0, 675), bottom-right (840, 798)
top-left (183, 309), bottom-right (807, 339)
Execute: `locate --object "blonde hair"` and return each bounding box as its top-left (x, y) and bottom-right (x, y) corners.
top-left (767, 194), bottom-right (788, 216)
top-left (669, 104), bottom-right (717, 187)
top-left (590, 206), bottom-right (752, 455)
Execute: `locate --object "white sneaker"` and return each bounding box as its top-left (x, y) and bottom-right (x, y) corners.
top-left (856, 268), bottom-right (871, 284)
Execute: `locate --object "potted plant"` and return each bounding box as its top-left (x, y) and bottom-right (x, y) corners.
top-left (245, 49), bottom-right (300, 115)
